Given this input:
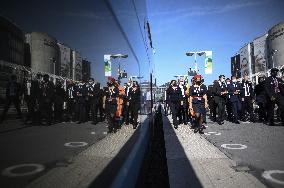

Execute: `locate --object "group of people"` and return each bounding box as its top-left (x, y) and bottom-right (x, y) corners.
top-left (0, 74), bottom-right (141, 133)
top-left (208, 68), bottom-right (284, 126)
top-left (165, 68), bottom-right (284, 134)
top-left (165, 74), bottom-right (208, 134)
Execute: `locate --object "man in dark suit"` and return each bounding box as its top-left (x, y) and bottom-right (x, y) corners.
top-left (167, 80), bottom-right (182, 129)
top-left (39, 74), bottom-right (55, 125)
top-left (207, 84), bottom-right (216, 122)
top-left (212, 75), bottom-right (228, 125)
top-left (76, 80), bottom-right (88, 124)
top-left (54, 80), bottom-right (65, 123)
top-left (122, 81), bottom-right (132, 125)
top-left (255, 76), bottom-right (267, 123)
top-left (0, 75), bottom-right (22, 124)
top-left (240, 75), bottom-right (255, 122)
top-left (265, 68), bottom-right (284, 126)
top-left (129, 81), bottom-right (141, 129)
top-left (228, 76), bottom-right (241, 124)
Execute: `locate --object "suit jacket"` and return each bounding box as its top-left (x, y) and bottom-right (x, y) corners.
top-left (240, 81), bottom-right (254, 99)
top-left (40, 81), bottom-right (55, 101)
top-left (5, 81), bottom-right (22, 98)
top-left (167, 86), bottom-right (182, 103)
top-left (129, 88), bottom-right (141, 105)
top-left (264, 76), bottom-right (282, 99)
top-left (227, 82), bottom-right (241, 102)
top-left (212, 81), bottom-right (227, 103)
top-left (254, 81), bottom-right (267, 104)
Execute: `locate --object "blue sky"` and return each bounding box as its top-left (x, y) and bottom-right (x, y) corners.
top-left (1, 0), bottom-right (284, 86)
top-left (147, 0), bottom-right (284, 85)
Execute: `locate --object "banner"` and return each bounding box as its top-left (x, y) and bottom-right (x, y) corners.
top-left (104, 55), bottom-right (111, 77)
top-left (205, 51), bottom-right (213, 74)
top-left (239, 44), bottom-right (252, 78)
top-left (253, 34), bottom-right (268, 73)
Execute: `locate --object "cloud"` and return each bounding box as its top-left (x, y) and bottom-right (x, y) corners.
top-left (150, 0), bottom-right (268, 18)
top-left (150, 0), bottom-right (269, 34)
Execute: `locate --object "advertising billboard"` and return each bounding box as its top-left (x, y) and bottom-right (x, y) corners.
top-left (72, 51), bottom-right (82, 81)
top-left (253, 34), bottom-right (268, 73)
top-left (239, 43), bottom-right (252, 78)
top-left (58, 43), bottom-right (71, 78)
top-left (204, 51), bottom-right (212, 74)
top-left (104, 55), bottom-right (112, 77)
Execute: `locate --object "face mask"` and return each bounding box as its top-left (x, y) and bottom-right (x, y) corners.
top-left (196, 81), bottom-right (201, 85)
top-left (226, 82), bottom-right (230, 84)
top-left (232, 79), bottom-right (237, 82)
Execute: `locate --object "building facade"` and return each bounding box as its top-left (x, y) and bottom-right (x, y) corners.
top-left (26, 32), bottom-right (60, 75)
top-left (231, 54), bottom-right (241, 78)
top-left (82, 59), bottom-right (91, 81)
top-left (267, 22), bottom-right (284, 70)
top-left (0, 16), bottom-right (25, 65)
top-left (58, 42), bottom-right (71, 79)
top-left (71, 50), bottom-right (82, 81)
top-left (239, 43), bottom-right (253, 80)
top-left (232, 22), bottom-right (284, 83)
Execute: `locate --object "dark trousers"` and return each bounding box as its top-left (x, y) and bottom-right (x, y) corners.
top-left (241, 97), bottom-right (255, 121)
top-left (105, 103), bottom-right (117, 131)
top-left (92, 100), bottom-right (103, 123)
top-left (85, 100), bottom-right (90, 120)
top-left (130, 102), bottom-right (140, 127)
top-left (67, 98), bottom-right (75, 121)
top-left (40, 99), bottom-right (53, 125)
top-left (1, 96), bottom-right (22, 122)
top-left (122, 103), bottom-right (130, 124)
top-left (217, 98), bottom-right (226, 122)
top-left (180, 102), bottom-right (189, 124)
top-left (25, 96), bottom-right (35, 123)
top-left (208, 98), bottom-right (216, 121)
top-left (169, 101), bottom-right (179, 126)
top-left (54, 103), bottom-right (63, 123)
top-left (231, 100), bottom-right (241, 121)
top-left (257, 102), bottom-right (267, 122)
top-left (267, 94), bottom-right (284, 124)
top-left (226, 100), bottom-right (232, 121)
top-left (76, 98), bottom-right (86, 123)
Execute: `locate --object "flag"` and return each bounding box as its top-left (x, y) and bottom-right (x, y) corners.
top-left (104, 55), bottom-right (111, 77)
top-left (205, 51), bottom-right (213, 74)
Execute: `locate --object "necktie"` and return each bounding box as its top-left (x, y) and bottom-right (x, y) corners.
top-left (274, 78), bottom-right (280, 93)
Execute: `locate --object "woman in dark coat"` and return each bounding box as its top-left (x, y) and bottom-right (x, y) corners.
top-left (104, 77), bottom-right (119, 133)
top-left (189, 75), bottom-right (208, 134)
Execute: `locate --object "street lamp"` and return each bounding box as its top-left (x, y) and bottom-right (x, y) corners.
top-left (110, 54), bottom-right (128, 81)
top-left (186, 51), bottom-right (206, 73)
top-left (271, 49), bottom-right (278, 69)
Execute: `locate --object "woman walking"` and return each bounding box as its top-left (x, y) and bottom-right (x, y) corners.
top-left (189, 75), bottom-right (208, 134)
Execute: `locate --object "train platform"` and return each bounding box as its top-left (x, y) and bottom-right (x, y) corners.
top-left (162, 115), bottom-right (266, 188)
